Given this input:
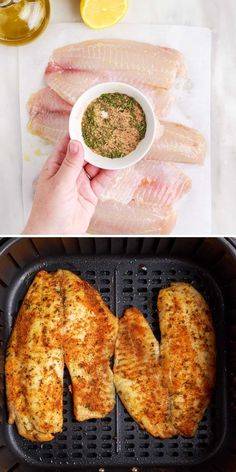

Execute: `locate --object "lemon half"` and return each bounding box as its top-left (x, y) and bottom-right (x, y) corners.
top-left (80, 0), bottom-right (128, 30)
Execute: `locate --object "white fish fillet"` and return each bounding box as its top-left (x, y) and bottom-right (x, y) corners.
top-left (147, 121), bottom-right (207, 164)
top-left (28, 88), bottom-right (70, 142)
top-left (114, 308), bottom-right (177, 438)
top-left (133, 161), bottom-right (192, 207)
top-left (28, 87), bottom-right (72, 115)
top-left (48, 39), bottom-right (187, 89)
top-left (88, 200), bottom-right (176, 235)
top-left (28, 110), bottom-right (69, 143)
top-left (57, 269), bottom-right (118, 421)
top-left (101, 161), bottom-right (191, 207)
top-left (45, 67), bottom-right (174, 118)
top-left (100, 167), bottom-right (143, 204)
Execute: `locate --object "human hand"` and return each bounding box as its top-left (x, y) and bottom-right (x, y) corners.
top-left (23, 135), bottom-right (115, 235)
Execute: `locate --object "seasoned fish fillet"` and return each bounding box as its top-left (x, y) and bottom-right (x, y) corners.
top-left (88, 199), bottom-right (176, 235)
top-left (147, 121), bottom-right (207, 164)
top-left (45, 67), bottom-right (174, 118)
top-left (48, 39), bottom-right (187, 89)
top-left (5, 271), bottom-right (64, 442)
top-left (57, 269), bottom-right (118, 421)
top-left (114, 308), bottom-right (176, 438)
top-left (157, 283), bottom-right (216, 437)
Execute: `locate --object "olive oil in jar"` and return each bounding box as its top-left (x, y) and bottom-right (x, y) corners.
top-left (0, 0), bottom-right (50, 46)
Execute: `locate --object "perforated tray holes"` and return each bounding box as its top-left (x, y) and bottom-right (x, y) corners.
top-left (125, 451), bottom-right (135, 457)
top-left (86, 279), bottom-right (96, 285)
top-left (57, 452), bottom-right (67, 459)
top-left (72, 452), bottom-right (82, 459)
top-left (42, 452), bottom-right (54, 459)
top-left (86, 425), bottom-right (97, 432)
top-left (123, 287), bottom-right (133, 294)
top-left (155, 451), bottom-right (164, 457)
top-left (102, 425), bottom-right (112, 432)
top-left (123, 270), bottom-right (133, 276)
top-left (57, 444), bottom-right (67, 450)
top-left (72, 434), bottom-right (82, 441)
top-left (28, 444), bottom-right (38, 450)
top-left (123, 278), bottom-right (133, 285)
top-left (168, 442), bottom-right (178, 449)
top-left (85, 270), bottom-right (95, 277)
top-left (139, 442), bottom-right (149, 449)
top-left (57, 435), bottom-right (66, 441)
top-left (125, 434), bottom-right (134, 441)
top-left (152, 442), bottom-right (164, 449)
top-left (124, 424), bottom-right (135, 432)
top-left (42, 444), bottom-right (53, 450)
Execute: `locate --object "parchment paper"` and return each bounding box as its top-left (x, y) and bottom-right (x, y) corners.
top-left (19, 23), bottom-right (211, 235)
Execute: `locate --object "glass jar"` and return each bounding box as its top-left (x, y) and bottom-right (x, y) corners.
top-left (0, 0), bottom-right (50, 46)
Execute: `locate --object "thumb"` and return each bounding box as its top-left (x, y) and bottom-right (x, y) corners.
top-left (57, 140), bottom-right (84, 185)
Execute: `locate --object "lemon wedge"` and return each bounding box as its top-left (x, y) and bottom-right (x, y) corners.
top-left (80, 0), bottom-right (128, 30)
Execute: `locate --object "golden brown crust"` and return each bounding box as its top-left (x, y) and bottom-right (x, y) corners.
top-left (57, 269), bottom-right (118, 421)
top-left (6, 271), bottom-right (64, 442)
top-left (114, 308), bottom-right (176, 438)
top-left (158, 282), bottom-right (216, 437)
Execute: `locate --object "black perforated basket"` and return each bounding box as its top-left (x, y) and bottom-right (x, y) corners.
top-left (0, 237), bottom-right (236, 472)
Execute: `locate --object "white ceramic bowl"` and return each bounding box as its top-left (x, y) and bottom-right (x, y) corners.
top-left (69, 82), bottom-right (156, 170)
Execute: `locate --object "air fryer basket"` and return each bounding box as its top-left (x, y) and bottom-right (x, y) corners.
top-left (0, 237), bottom-right (236, 472)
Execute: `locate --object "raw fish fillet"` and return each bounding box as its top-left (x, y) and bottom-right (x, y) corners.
top-left (45, 67), bottom-right (174, 118)
top-left (28, 88), bottom-right (70, 143)
top-left (88, 200), bottom-right (176, 235)
top-left (28, 110), bottom-right (69, 143)
top-left (101, 161), bottom-right (191, 207)
top-left (100, 167), bottom-right (143, 205)
top-left (28, 87), bottom-right (72, 115)
top-left (133, 161), bottom-right (192, 207)
top-left (147, 122), bottom-right (207, 164)
top-left (114, 308), bottom-right (176, 438)
top-left (48, 39), bottom-right (187, 89)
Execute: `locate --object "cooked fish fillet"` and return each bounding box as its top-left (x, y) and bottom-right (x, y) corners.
top-left (147, 121), bottom-right (207, 164)
top-left (114, 308), bottom-right (177, 438)
top-left (48, 39), bottom-right (187, 89)
top-left (88, 199), bottom-right (176, 235)
top-left (5, 271), bottom-right (64, 442)
top-left (157, 283), bottom-right (216, 437)
top-left (45, 67), bottom-right (174, 118)
top-left (57, 269), bottom-right (118, 421)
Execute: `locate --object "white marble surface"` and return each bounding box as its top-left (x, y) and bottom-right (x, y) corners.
top-left (0, 0), bottom-right (236, 235)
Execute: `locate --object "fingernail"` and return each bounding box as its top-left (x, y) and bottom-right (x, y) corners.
top-left (69, 140), bottom-right (80, 155)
